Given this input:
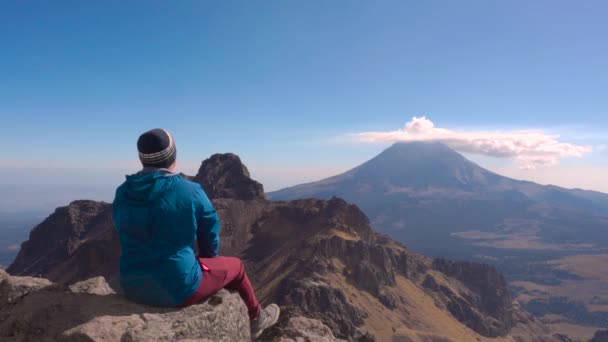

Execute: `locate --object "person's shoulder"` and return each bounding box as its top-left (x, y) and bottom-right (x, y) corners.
top-left (172, 175), bottom-right (205, 195)
top-left (179, 178), bottom-right (215, 205)
top-left (113, 180), bottom-right (128, 200)
top-left (179, 176), bottom-right (202, 190)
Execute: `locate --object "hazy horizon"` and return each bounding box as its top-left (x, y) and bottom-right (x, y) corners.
top-left (1, 141), bottom-right (607, 201)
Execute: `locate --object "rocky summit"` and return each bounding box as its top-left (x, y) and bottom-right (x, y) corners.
top-left (0, 269), bottom-right (341, 342)
top-left (5, 153), bottom-right (574, 341)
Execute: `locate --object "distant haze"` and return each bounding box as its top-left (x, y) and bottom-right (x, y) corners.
top-left (0, 184), bottom-right (115, 213)
top-left (1, 150), bottom-right (607, 196)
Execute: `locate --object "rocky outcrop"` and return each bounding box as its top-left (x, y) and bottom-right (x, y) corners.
top-left (313, 233), bottom-right (427, 294)
top-left (508, 302), bottom-right (574, 342)
top-left (0, 273), bottom-right (250, 342)
top-left (590, 330), bottom-right (608, 342)
top-left (260, 307), bottom-right (347, 342)
top-left (7, 200), bottom-right (118, 285)
top-left (428, 259), bottom-right (514, 337)
top-left (211, 197), bottom-right (267, 257)
top-left (0, 272), bottom-right (52, 304)
top-left (276, 278), bottom-right (369, 340)
top-left (192, 153), bottom-right (265, 200)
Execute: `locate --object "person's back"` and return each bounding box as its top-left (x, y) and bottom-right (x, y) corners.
top-left (113, 169), bottom-right (205, 306)
top-left (112, 128), bottom-right (279, 339)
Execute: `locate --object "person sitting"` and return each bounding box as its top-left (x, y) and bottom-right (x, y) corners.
top-left (112, 128), bottom-right (279, 339)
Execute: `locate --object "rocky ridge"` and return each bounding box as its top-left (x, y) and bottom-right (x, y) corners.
top-left (6, 153), bottom-right (572, 341)
top-left (590, 330), bottom-right (608, 342)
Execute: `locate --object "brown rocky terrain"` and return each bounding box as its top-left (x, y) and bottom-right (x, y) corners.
top-left (0, 269), bottom-right (250, 342)
top-left (0, 269), bottom-right (342, 342)
top-left (6, 153), bottom-right (573, 341)
top-left (589, 330), bottom-right (608, 342)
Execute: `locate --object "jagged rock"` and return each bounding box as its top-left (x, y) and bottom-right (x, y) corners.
top-left (314, 234), bottom-right (424, 296)
top-left (0, 273), bottom-right (52, 304)
top-left (430, 259), bottom-right (514, 337)
top-left (7, 200), bottom-right (118, 284)
top-left (379, 292), bottom-right (398, 310)
top-left (69, 276), bottom-right (115, 295)
top-left (192, 153), bottom-right (265, 200)
top-left (0, 274), bottom-right (249, 342)
top-left (276, 278), bottom-right (369, 341)
top-left (349, 261), bottom-right (383, 295)
top-left (260, 307), bottom-right (347, 342)
top-left (590, 330), bottom-right (608, 342)
top-left (211, 198), bottom-right (267, 257)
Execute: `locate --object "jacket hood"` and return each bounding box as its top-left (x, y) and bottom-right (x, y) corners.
top-left (118, 171), bottom-right (178, 205)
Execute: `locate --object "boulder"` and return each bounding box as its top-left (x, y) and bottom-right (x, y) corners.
top-left (260, 307), bottom-right (347, 342)
top-left (0, 268), bottom-right (8, 281)
top-left (0, 273), bottom-right (52, 304)
top-left (0, 274), bottom-right (250, 342)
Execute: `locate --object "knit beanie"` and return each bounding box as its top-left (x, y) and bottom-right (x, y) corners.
top-left (137, 128), bottom-right (177, 168)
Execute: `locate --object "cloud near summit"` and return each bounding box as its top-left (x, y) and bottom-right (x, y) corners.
top-left (354, 117), bottom-right (592, 169)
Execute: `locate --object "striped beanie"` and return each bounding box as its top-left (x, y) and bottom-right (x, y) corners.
top-left (137, 128), bottom-right (177, 168)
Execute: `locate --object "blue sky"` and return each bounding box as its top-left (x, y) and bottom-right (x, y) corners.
top-left (1, 1), bottom-right (607, 196)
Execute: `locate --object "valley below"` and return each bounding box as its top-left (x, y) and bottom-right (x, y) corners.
top-left (448, 241), bottom-right (608, 341)
top-left (439, 217), bottom-right (608, 340)
top-left (386, 216), bottom-right (608, 341)
top-left (0, 211), bottom-right (47, 268)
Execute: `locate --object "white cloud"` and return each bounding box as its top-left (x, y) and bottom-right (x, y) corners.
top-left (354, 116), bottom-right (593, 169)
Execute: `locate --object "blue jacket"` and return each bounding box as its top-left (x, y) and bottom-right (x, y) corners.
top-left (112, 169), bottom-right (220, 307)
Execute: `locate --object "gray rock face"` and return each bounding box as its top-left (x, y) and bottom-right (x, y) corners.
top-left (7, 200), bottom-right (118, 284)
top-left (69, 276), bottom-right (115, 295)
top-left (590, 329), bottom-right (608, 342)
top-left (0, 273), bottom-right (52, 304)
top-left (0, 274), bottom-right (250, 342)
top-left (277, 279), bottom-right (368, 340)
top-left (430, 259), bottom-right (514, 337)
top-left (0, 268), bottom-right (8, 281)
top-left (192, 153), bottom-right (265, 200)
top-left (261, 307), bottom-right (347, 342)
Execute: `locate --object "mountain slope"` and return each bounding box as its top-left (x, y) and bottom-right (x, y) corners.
top-left (270, 142), bottom-right (608, 212)
top-left (269, 142), bottom-right (608, 257)
top-left (7, 153), bottom-right (568, 341)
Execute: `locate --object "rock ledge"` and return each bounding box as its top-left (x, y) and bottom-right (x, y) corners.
top-left (0, 274), bottom-right (249, 342)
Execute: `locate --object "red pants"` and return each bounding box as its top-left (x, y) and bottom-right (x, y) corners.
top-left (179, 256), bottom-right (260, 320)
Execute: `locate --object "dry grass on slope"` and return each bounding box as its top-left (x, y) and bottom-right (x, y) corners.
top-left (323, 272), bottom-right (484, 342)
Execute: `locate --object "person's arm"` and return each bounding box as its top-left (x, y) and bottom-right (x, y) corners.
top-left (195, 187), bottom-right (221, 258)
